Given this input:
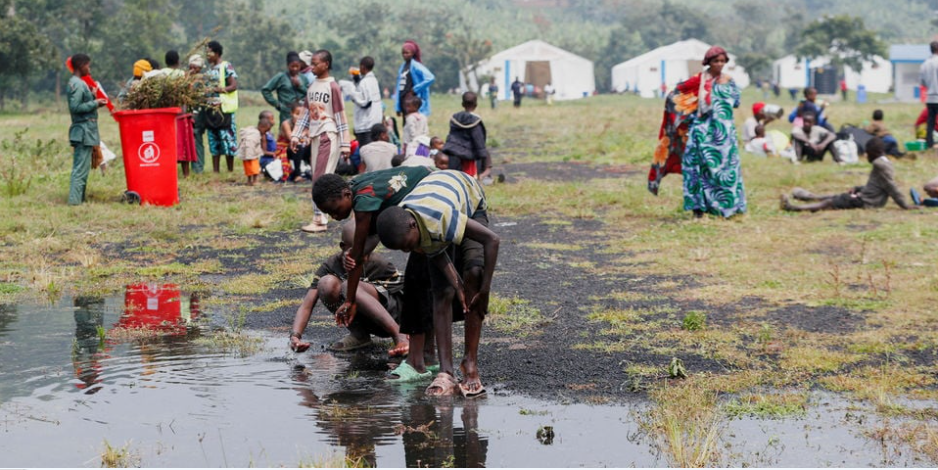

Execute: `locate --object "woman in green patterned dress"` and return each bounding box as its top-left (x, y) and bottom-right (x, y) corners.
top-left (649, 46), bottom-right (746, 218)
top-left (682, 46), bottom-right (746, 218)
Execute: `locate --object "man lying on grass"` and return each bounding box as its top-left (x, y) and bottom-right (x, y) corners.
top-left (312, 166), bottom-right (440, 381)
top-left (376, 170), bottom-right (499, 398)
top-left (289, 221), bottom-right (409, 356)
top-left (781, 137), bottom-right (916, 212)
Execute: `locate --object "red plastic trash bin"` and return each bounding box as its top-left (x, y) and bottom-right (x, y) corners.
top-left (113, 107), bottom-right (181, 206)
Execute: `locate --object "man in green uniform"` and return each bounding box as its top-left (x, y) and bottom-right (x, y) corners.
top-left (67, 54), bottom-right (107, 205)
top-left (261, 51), bottom-right (309, 124)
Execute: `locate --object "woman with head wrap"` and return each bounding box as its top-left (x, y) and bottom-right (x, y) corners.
top-left (648, 45), bottom-right (746, 218)
top-left (394, 40), bottom-right (435, 117)
top-left (117, 59), bottom-right (154, 102)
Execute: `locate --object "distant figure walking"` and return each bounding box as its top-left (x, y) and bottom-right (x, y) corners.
top-left (511, 77), bottom-right (523, 108)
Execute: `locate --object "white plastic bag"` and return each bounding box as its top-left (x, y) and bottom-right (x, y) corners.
top-left (265, 159), bottom-right (283, 181)
top-left (834, 138), bottom-right (859, 164)
top-left (99, 140), bottom-right (117, 165)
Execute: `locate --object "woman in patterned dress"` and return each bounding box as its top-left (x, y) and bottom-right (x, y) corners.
top-left (649, 46), bottom-right (746, 218)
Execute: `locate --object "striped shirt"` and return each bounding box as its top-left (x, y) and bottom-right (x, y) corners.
top-left (400, 170), bottom-right (487, 256)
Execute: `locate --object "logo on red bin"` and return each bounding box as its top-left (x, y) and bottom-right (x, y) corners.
top-left (138, 142), bottom-right (161, 164)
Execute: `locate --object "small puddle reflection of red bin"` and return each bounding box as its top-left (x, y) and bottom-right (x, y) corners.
top-left (121, 283), bottom-right (183, 333)
top-left (113, 107), bottom-right (181, 206)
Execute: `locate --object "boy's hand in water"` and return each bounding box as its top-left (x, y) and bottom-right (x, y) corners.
top-left (290, 336), bottom-right (310, 353)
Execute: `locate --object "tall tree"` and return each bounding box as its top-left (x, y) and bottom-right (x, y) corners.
top-left (795, 15), bottom-right (886, 74)
top-left (217, 0), bottom-right (297, 90)
top-left (0, 9), bottom-right (56, 109)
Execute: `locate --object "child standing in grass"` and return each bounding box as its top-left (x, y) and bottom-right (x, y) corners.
top-left (291, 49), bottom-right (351, 233)
top-left (402, 95), bottom-right (429, 157)
top-left (238, 117), bottom-right (272, 186)
top-left (375, 170), bottom-right (499, 398)
top-left (442, 92), bottom-right (491, 182)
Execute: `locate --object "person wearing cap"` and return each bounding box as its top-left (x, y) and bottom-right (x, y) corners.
top-left (742, 102), bottom-right (776, 144)
top-left (262, 51), bottom-right (310, 124)
top-left (298, 50), bottom-right (315, 84)
top-left (394, 40), bottom-right (435, 117)
top-left (117, 59), bottom-right (153, 102)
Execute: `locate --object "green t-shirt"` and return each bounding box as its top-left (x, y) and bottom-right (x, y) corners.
top-left (350, 166), bottom-right (432, 213)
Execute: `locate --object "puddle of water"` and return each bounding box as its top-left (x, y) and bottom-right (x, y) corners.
top-left (0, 291), bottom-right (933, 467)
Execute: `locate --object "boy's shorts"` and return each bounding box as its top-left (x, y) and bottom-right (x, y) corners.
top-left (831, 192), bottom-right (864, 210)
top-left (398, 210), bottom-right (490, 335)
top-left (243, 159), bottom-right (260, 176)
top-left (326, 278), bottom-right (402, 338)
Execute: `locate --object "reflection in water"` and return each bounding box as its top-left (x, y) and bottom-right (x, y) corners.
top-left (292, 363), bottom-right (488, 468)
top-left (400, 397), bottom-right (488, 468)
top-left (72, 296), bottom-right (106, 394)
top-left (119, 283), bottom-right (199, 334)
top-left (0, 303), bottom-right (17, 338)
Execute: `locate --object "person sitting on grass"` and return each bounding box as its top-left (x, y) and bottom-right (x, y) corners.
top-left (289, 222), bottom-right (409, 356)
top-left (865, 109), bottom-right (904, 157)
top-left (375, 170), bottom-right (499, 398)
top-left (791, 112), bottom-right (838, 163)
top-left (781, 137), bottom-right (915, 212)
top-left (311, 166), bottom-right (437, 382)
top-left (360, 123), bottom-right (399, 173)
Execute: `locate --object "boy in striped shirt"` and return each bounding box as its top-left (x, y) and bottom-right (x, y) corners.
top-left (376, 170), bottom-right (499, 397)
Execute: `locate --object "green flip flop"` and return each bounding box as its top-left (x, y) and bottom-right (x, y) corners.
top-left (387, 362), bottom-right (432, 383)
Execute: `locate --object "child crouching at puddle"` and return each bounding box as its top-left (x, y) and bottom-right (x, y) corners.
top-left (289, 222), bottom-right (409, 356)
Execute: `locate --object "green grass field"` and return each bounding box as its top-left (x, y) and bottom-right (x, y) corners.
top-left (3, 88), bottom-right (938, 465)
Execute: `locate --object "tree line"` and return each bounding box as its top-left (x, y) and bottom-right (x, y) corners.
top-left (0, 0), bottom-right (912, 110)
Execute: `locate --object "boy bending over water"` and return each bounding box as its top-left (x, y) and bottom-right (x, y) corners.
top-left (376, 170), bottom-right (499, 397)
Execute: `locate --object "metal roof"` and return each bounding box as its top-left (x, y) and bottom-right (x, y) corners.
top-left (890, 44), bottom-right (931, 62)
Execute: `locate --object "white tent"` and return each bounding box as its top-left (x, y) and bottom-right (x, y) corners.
top-left (772, 54), bottom-right (892, 94)
top-left (461, 40), bottom-right (595, 101)
top-left (611, 39), bottom-right (750, 98)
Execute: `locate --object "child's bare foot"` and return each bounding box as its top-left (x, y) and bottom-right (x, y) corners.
top-left (459, 358), bottom-right (486, 397)
top-left (389, 335), bottom-right (409, 358)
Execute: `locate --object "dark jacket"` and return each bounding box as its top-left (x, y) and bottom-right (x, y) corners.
top-left (443, 111), bottom-right (489, 170)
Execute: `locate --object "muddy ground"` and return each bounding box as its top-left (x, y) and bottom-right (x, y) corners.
top-left (94, 160), bottom-right (896, 403)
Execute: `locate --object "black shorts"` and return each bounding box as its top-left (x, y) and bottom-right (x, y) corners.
top-left (831, 192), bottom-right (864, 210)
top-left (331, 280), bottom-right (402, 338)
top-left (399, 210), bottom-right (490, 334)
